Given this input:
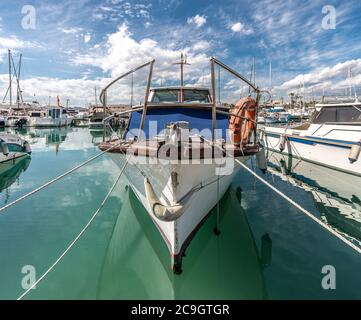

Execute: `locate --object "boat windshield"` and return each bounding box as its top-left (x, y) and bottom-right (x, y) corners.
top-left (312, 106), bottom-right (361, 123)
top-left (151, 89), bottom-right (210, 103)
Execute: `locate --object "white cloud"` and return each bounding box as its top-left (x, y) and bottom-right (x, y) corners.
top-left (0, 73), bottom-right (110, 107)
top-left (192, 40), bottom-right (210, 52)
top-left (0, 35), bottom-right (41, 62)
top-left (72, 23), bottom-right (210, 82)
top-left (0, 23), bottom-right (215, 107)
top-left (84, 34), bottom-right (91, 43)
top-left (187, 14), bottom-right (207, 28)
top-left (277, 59), bottom-right (361, 96)
top-left (230, 22), bottom-right (253, 35)
top-left (58, 27), bottom-right (83, 34)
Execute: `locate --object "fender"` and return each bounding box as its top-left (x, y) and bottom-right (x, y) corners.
top-left (144, 177), bottom-right (184, 221)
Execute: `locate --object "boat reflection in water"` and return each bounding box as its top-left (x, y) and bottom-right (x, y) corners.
top-left (0, 156), bottom-right (31, 202)
top-left (96, 184), bottom-right (271, 299)
top-left (267, 151), bottom-right (361, 242)
top-left (9, 127), bottom-right (69, 153)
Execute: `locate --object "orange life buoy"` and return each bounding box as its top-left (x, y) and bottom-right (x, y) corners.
top-left (229, 96), bottom-right (256, 146)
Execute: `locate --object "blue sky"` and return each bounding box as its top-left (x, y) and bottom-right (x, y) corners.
top-left (0, 0), bottom-right (361, 106)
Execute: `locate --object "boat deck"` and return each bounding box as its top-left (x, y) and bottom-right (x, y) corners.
top-left (99, 139), bottom-right (260, 159)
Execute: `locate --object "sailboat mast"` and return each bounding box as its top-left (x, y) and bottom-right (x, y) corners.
top-left (17, 54), bottom-right (22, 108)
top-left (8, 50), bottom-right (12, 107)
top-left (253, 56), bottom-right (256, 86)
top-left (94, 86), bottom-right (98, 106)
top-left (348, 66), bottom-right (352, 98)
top-left (269, 62), bottom-right (272, 89)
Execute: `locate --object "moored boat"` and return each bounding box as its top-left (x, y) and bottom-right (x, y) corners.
top-left (0, 133), bottom-right (31, 167)
top-left (28, 107), bottom-right (72, 127)
top-left (98, 57), bottom-right (265, 272)
top-left (262, 99), bottom-right (361, 176)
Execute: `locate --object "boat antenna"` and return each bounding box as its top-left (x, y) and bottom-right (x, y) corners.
top-left (173, 53), bottom-right (190, 102)
top-left (248, 56), bottom-right (255, 95)
top-left (8, 50), bottom-right (12, 107)
top-left (57, 95), bottom-right (60, 108)
top-left (348, 66), bottom-right (352, 98)
top-left (94, 86), bottom-right (98, 107)
top-left (130, 72), bottom-right (134, 107)
top-left (269, 62), bottom-right (272, 102)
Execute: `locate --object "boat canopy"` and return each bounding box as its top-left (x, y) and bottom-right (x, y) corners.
top-left (149, 87), bottom-right (211, 104)
top-left (312, 104), bottom-right (361, 123)
top-left (126, 107), bottom-right (230, 140)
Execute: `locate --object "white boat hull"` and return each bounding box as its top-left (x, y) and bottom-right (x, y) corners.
top-left (29, 117), bottom-right (71, 127)
top-left (108, 153), bottom-right (246, 271)
top-left (263, 128), bottom-right (361, 176)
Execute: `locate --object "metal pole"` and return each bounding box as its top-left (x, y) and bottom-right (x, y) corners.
top-left (102, 90), bottom-right (107, 143)
top-left (218, 65), bottom-right (221, 104)
top-left (8, 50), bottom-right (12, 107)
top-left (130, 72), bottom-right (134, 107)
top-left (210, 58), bottom-right (217, 144)
top-left (180, 54), bottom-right (184, 103)
top-left (18, 54), bottom-right (23, 104)
top-left (139, 60), bottom-right (154, 137)
top-left (94, 86), bottom-right (97, 107)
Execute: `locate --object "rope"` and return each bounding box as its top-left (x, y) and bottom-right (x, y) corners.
top-left (17, 155), bottom-right (130, 300)
top-left (234, 157), bottom-right (361, 255)
top-left (201, 136), bottom-right (361, 255)
top-left (0, 142), bottom-right (121, 214)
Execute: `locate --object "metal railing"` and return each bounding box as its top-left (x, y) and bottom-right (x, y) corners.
top-left (99, 59), bottom-right (155, 142)
top-left (210, 57), bottom-right (261, 145)
top-left (99, 57), bottom-right (262, 145)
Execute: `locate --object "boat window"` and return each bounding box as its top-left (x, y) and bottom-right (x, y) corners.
top-left (312, 106), bottom-right (361, 123)
top-left (151, 89), bottom-right (210, 103)
top-left (183, 90), bottom-right (210, 103)
top-left (338, 106), bottom-right (361, 122)
top-left (152, 90), bottom-right (179, 103)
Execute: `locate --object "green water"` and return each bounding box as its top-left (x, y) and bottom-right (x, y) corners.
top-left (0, 127), bottom-right (360, 299)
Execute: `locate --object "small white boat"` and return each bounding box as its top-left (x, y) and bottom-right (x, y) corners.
top-left (28, 107), bottom-right (72, 127)
top-left (262, 99), bottom-right (361, 176)
top-left (0, 133), bottom-right (31, 167)
top-left (266, 107), bottom-right (291, 123)
top-left (99, 57), bottom-right (265, 273)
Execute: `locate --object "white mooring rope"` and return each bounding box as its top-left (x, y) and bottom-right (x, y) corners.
top-left (200, 136), bottom-right (361, 255)
top-left (0, 143), bottom-right (121, 214)
top-left (17, 155), bottom-right (130, 300)
top-left (234, 158), bottom-right (361, 255)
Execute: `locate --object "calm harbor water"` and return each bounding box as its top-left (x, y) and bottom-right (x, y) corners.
top-left (0, 126), bottom-right (360, 299)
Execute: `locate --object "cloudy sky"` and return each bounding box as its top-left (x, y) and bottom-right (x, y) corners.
top-left (0, 0), bottom-right (361, 106)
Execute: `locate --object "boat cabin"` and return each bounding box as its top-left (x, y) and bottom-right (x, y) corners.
top-left (47, 107), bottom-right (67, 119)
top-left (312, 101), bottom-right (361, 124)
top-left (126, 87), bottom-right (229, 140)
